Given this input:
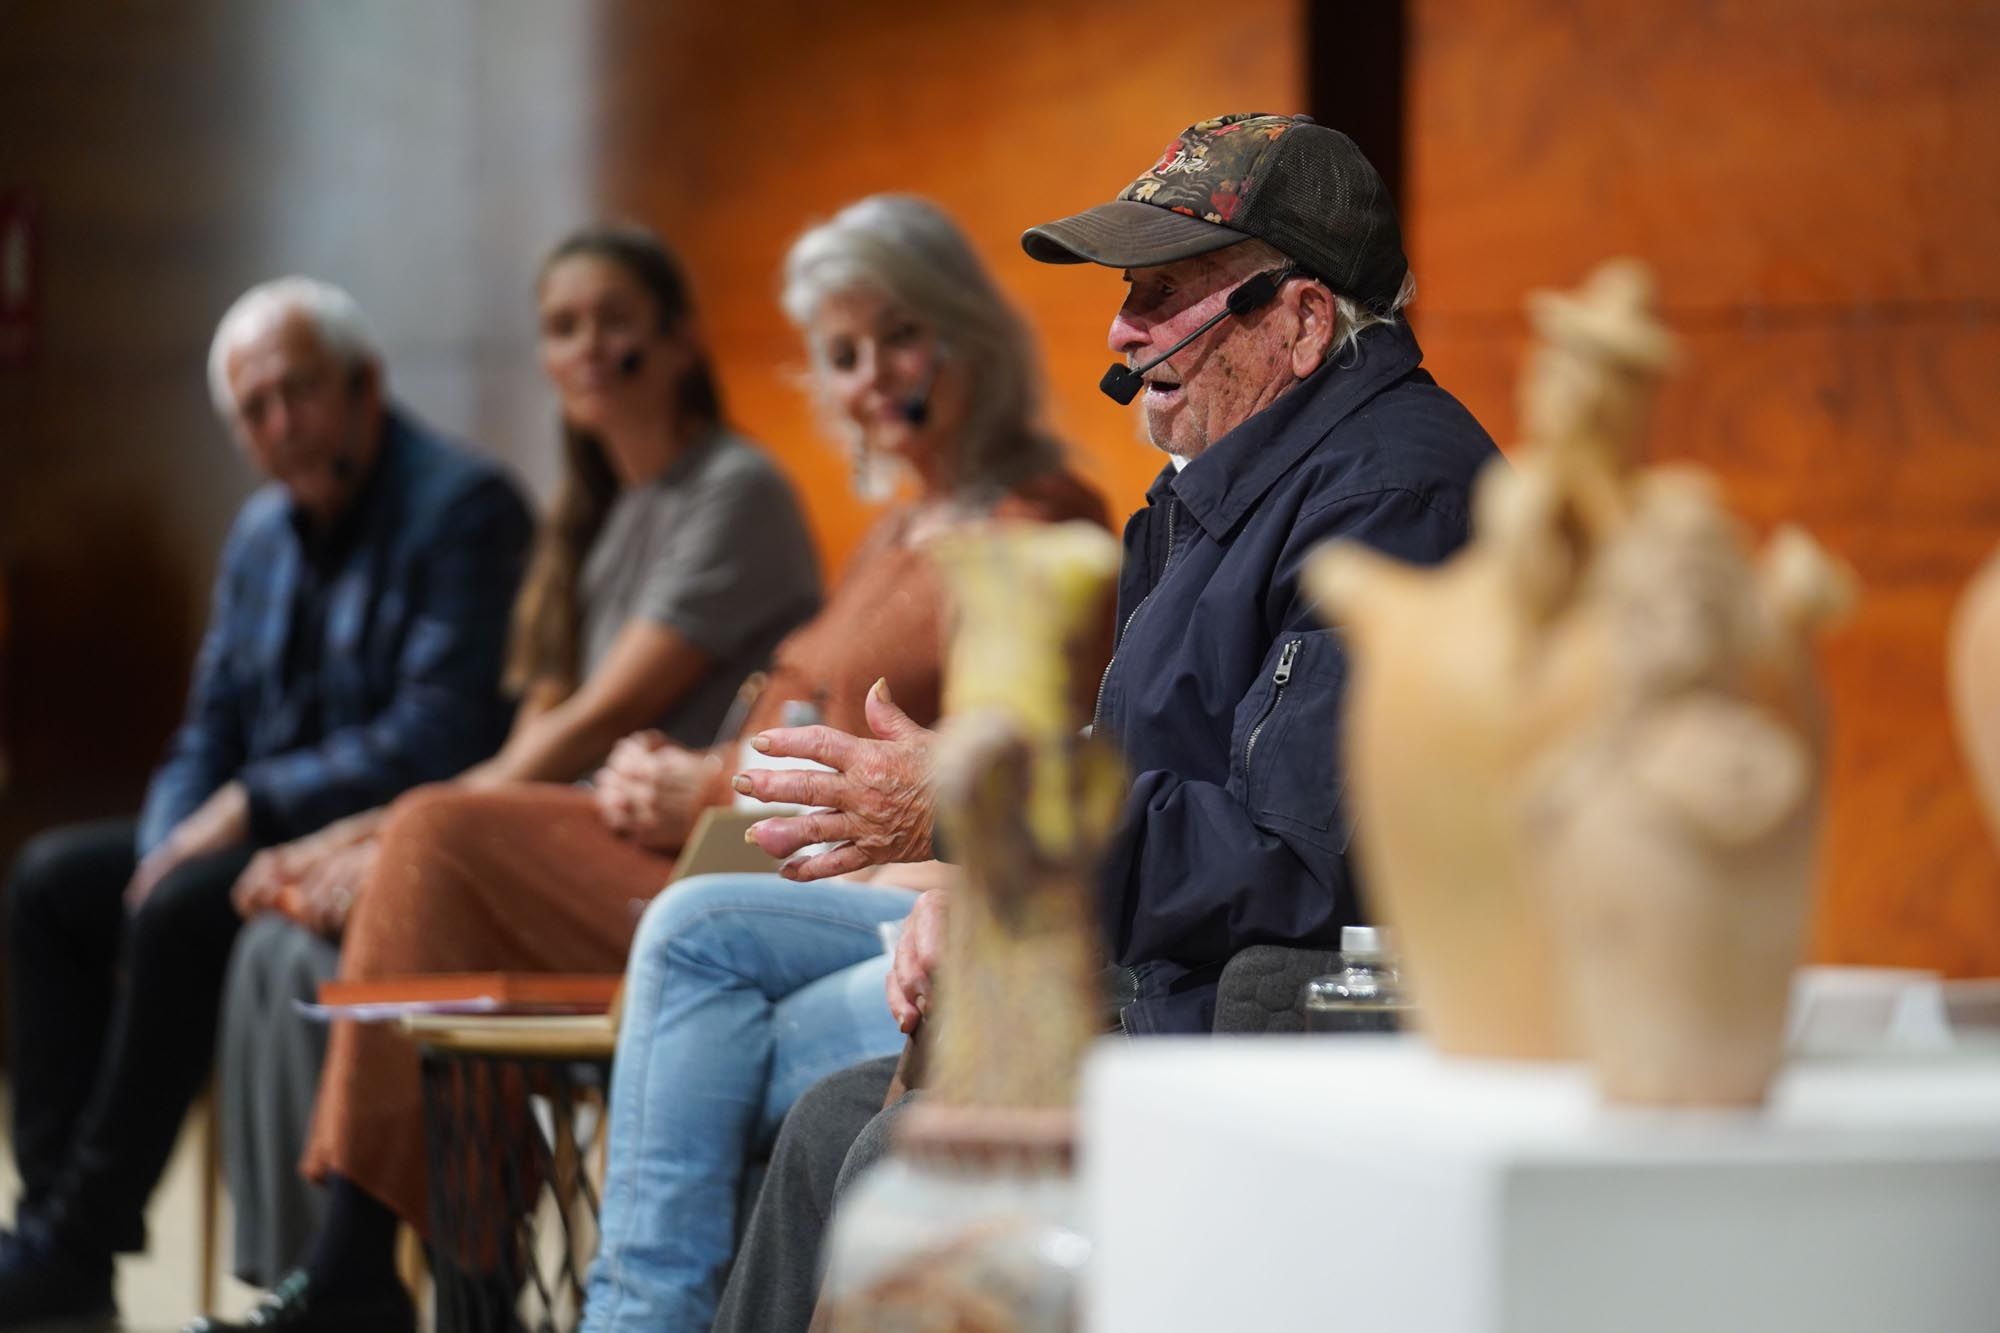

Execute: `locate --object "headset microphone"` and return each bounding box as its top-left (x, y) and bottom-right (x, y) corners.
top-left (617, 346), bottom-right (645, 378)
top-left (1098, 266), bottom-right (1294, 406)
top-left (330, 452), bottom-right (357, 483)
top-left (900, 371), bottom-right (935, 426)
top-left (900, 353), bottom-right (944, 427)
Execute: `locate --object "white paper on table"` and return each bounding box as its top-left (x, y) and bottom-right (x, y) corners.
top-left (294, 995), bottom-right (508, 1024)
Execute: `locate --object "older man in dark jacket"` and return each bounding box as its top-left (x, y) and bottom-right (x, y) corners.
top-left (0, 276), bottom-right (530, 1327)
top-left (716, 113), bottom-right (1500, 1328)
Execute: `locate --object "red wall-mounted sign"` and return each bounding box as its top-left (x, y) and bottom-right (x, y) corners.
top-left (0, 193), bottom-right (38, 368)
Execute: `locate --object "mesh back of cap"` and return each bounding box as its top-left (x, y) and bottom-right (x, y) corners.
top-left (1245, 125), bottom-right (1406, 308)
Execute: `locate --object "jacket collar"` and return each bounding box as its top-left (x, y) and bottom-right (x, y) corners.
top-left (1156, 322), bottom-right (1424, 541)
top-left (281, 408), bottom-right (407, 559)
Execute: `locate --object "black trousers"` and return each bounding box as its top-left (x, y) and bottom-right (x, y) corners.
top-left (4, 817), bottom-right (251, 1252)
top-left (712, 1053), bottom-right (906, 1333)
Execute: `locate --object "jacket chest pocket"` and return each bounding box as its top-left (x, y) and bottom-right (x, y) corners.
top-left (1233, 629), bottom-right (1349, 842)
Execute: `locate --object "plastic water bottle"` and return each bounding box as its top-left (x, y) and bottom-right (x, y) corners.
top-left (734, 697), bottom-right (844, 865)
top-left (1302, 926), bottom-right (1407, 1034)
top-left (732, 698), bottom-right (827, 813)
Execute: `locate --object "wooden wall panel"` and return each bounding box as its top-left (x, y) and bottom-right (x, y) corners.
top-left (0, 0), bottom-right (1308, 853)
top-left (1410, 3), bottom-right (2000, 312)
top-left (591, 0), bottom-right (1305, 573)
top-left (0, 2), bottom-right (594, 833)
top-left (0, 0), bottom-right (1309, 832)
top-left (1409, 1), bottom-right (2000, 974)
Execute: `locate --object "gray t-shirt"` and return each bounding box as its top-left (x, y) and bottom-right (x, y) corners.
top-left (579, 429), bottom-right (821, 747)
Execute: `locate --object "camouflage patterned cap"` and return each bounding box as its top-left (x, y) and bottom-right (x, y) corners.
top-left (1022, 112), bottom-right (1408, 311)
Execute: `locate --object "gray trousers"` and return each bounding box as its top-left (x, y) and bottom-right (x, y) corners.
top-left (217, 915), bottom-right (342, 1287)
top-left (711, 1053), bottom-right (908, 1333)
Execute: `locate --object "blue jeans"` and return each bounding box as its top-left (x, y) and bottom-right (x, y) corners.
top-left (582, 872), bottom-right (917, 1332)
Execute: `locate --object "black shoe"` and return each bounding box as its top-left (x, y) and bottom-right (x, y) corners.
top-left (182, 1270), bottom-right (415, 1333)
top-left (0, 1220), bottom-right (116, 1331)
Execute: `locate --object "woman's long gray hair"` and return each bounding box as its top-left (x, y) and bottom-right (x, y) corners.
top-left (781, 194), bottom-right (1061, 504)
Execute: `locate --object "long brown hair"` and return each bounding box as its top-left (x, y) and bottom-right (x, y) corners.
top-left (504, 224), bottom-right (725, 695)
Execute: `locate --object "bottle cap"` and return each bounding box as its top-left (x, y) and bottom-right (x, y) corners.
top-left (1340, 925), bottom-right (1385, 957)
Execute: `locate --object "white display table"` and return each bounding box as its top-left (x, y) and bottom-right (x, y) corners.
top-left (1080, 1037), bottom-right (2000, 1332)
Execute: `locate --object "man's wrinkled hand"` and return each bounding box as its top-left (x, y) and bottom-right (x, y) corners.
top-left (885, 887), bottom-right (949, 1033)
top-left (125, 843), bottom-right (189, 915)
top-left (737, 680), bottom-right (937, 881)
top-left (128, 781), bottom-right (250, 912)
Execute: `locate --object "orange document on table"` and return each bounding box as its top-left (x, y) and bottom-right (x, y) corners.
top-left (315, 973), bottom-right (621, 1016)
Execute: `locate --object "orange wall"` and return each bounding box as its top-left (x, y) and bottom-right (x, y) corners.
top-left (592, 0), bottom-right (1304, 574)
top-left (0, 0), bottom-right (1304, 834)
top-left (11, 0), bottom-right (1992, 986)
top-left (1406, 2), bottom-right (2000, 973)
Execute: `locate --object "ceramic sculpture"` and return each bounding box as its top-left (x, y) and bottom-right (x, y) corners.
top-left (1952, 547), bottom-right (2000, 853)
top-left (817, 521), bottom-right (1122, 1330)
top-left (1311, 261), bottom-right (1851, 1101)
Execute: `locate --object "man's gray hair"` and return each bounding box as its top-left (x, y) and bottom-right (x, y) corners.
top-left (781, 194), bottom-right (1060, 503)
top-left (1235, 237), bottom-right (1416, 367)
top-left (1333, 269), bottom-right (1418, 364)
top-left (206, 276), bottom-right (383, 419)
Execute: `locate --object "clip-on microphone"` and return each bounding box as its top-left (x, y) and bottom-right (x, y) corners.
top-left (1099, 266), bottom-right (1294, 406)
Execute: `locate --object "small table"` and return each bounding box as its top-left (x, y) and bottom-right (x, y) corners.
top-left (405, 1014), bottom-right (618, 1333)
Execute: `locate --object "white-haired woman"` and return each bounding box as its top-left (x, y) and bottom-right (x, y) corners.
top-left (574, 195), bottom-right (1109, 1333)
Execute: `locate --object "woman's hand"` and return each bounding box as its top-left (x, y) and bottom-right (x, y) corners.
top-left (594, 732), bottom-right (717, 851)
top-left (233, 845), bottom-right (300, 919)
top-left (736, 680), bottom-right (937, 881)
top-left (293, 837), bottom-right (381, 937)
top-left (229, 806), bottom-right (387, 919)
top-left (592, 730), bottom-right (668, 834)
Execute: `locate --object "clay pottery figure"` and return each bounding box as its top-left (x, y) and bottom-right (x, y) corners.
top-left (1307, 482), bottom-right (1590, 1060)
top-left (1310, 261), bottom-right (1850, 1103)
top-left (1528, 477), bottom-right (1849, 1103)
top-left (1951, 545), bottom-right (2000, 852)
top-left (816, 522), bottom-right (1122, 1331)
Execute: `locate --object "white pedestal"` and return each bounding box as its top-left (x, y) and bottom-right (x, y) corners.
top-left (1080, 1038), bottom-right (2000, 1332)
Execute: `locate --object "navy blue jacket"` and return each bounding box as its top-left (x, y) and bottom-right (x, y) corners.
top-left (137, 410), bottom-right (532, 856)
top-left (1094, 323), bottom-right (1499, 1034)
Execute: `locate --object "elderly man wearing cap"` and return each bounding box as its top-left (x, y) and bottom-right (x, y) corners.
top-left (718, 113), bottom-right (1501, 1330)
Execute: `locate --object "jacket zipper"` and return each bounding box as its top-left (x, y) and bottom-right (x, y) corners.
top-left (1242, 638), bottom-right (1302, 772)
top-left (1091, 500), bottom-right (1179, 736)
top-left (1115, 964), bottom-right (1140, 1036)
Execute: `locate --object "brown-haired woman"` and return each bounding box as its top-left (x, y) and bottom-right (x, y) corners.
top-left (213, 223), bottom-right (820, 1293)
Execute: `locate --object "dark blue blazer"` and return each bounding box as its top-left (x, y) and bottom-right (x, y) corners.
top-left (137, 409), bottom-right (532, 855)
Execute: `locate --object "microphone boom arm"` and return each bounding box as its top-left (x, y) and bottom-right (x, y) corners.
top-left (1099, 266), bottom-right (1294, 406)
